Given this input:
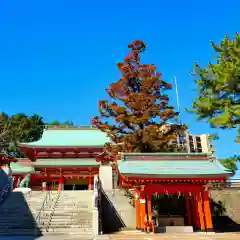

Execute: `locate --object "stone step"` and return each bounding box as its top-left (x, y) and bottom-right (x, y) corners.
top-left (43, 228), bottom-right (93, 233)
top-left (50, 213), bottom-right (92, 217)
top-left (50, 216), bottom-right (92, 220)
top-left (42, 224), bottom-right (92, 228)
top-left (55, 203), bottom-right (91, 205)
top-left (49, 218), bottom-right (92, 222)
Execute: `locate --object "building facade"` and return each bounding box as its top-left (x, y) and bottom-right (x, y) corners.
top-left (184, 132), bottom-right (215, 155)
top-left (161, 124), bottom-right (215, 155)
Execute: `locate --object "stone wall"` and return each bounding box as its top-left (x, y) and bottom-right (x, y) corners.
top-left (209, 188), bottom-right (240, 232)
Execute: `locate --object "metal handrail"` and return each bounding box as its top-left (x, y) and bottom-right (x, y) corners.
top-left (45, 191), bottom-right (61, 232)
top-left (35, 190), bottom-right (53, 226)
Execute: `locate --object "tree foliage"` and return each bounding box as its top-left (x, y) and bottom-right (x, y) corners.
top-left (92, 40), bottom-right (187, 153)
top-left (219, 155), bottom-right (240, 173)
top-left (0, 113), bottom-right (45, 157)
top-left (47, 120), bottom-right (74, 127)
top-left (186, 33), bottom-right (240, 142)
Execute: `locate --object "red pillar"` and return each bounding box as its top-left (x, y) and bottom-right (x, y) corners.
top-left (196, 190), bottom-right (206, 231)
top-left (134, 190), bottom-right (141, 230)
top-left (88, 175), bottom-right (93, 190)
top-left (139, 193), bottom-right (147, 232)
top-left (202, 188), bottom-right (213, 232)
top-left (185, 192), bottom-right (192, 226)
top-left (147, 194), bottom-right (153, 232)
top-left (58, 176), bottom-right (64, 192)
top-left (192, 191), bottom-right (200, 230)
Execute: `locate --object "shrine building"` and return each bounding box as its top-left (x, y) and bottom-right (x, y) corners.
top-left (11, 127), bottom-right (109, 190)
top-left (117, 152), bottom-right (232, 232)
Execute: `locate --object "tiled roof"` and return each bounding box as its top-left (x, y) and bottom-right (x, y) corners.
top-left (34, 158), bottom-right (100, 166)
top-left (117, 159), bottom-right (231, 177)
top-left (10, 162), bottom-right (35, 174)
top-left (19, 128), bottom-right (109, 147)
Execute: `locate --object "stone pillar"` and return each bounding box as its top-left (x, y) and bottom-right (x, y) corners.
top-left (92, 207), bottom-right (99, 236)
top-left (42, 182), bottom-right (47, 191)
top-left (99, 163), bottom-right (113, 191)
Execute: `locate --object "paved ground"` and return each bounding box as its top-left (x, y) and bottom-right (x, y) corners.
top-left (107, 231), bottom-right (240, 240)
top-left (0, 232), bottom-right (240, 240)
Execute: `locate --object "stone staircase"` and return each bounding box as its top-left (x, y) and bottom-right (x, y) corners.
top-left (0, 190), bottom-right (49, 236)
top-left (104, 189), bottom-right (136, 230)
top-left (42, 190), bottom-right (94, 238)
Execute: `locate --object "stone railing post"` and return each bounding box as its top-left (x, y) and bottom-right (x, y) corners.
top-left (92, 175), bottom-right (99, 236)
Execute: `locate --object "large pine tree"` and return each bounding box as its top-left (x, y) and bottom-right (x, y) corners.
top-left (92, 40), bottom-right (187, 153)
top-left (187, 33), bottom-right (240, 142)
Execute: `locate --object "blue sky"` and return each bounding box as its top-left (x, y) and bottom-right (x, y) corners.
top-left (0, 1), bottom-right (239, 163)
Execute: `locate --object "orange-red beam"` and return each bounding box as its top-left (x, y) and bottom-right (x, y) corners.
top-left (134, 184), bottom-right (202, 194)
top-left (122, 176), bottom-right (226, 181)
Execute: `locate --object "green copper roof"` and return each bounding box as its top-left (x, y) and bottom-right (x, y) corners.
top-left (20, 128), bottom-right (109, 147)
top-left (10, 162), bottom-right (35, 174)
top-left (117, 160), bottom-right (231, 177)
top-left (34, 158), bottom-right (100, 166)
top-left (121, 152), bottom-right (211, 156)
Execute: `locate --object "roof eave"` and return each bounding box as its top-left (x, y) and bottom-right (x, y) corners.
top-left (19, 143), bottom-right (104, 148)
top-left (119, 172), bottom-right (231, 179)
top-left (34, 164), bottom-right (99, 167)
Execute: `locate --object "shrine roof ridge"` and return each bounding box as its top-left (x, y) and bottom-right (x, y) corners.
top-left (120, 152), bottom-right (213, 161)
top-left (46, 126), bottom-right (98, 130)
top-left (19, 128), bottom-right (109, 147)
top-left (121, 152), bottom-right (211, 156)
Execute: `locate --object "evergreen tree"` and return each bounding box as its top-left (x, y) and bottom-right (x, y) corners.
top-left (219, 155), bottom-right (240, 173)
top-left (92, 40), bottom-right (187, 153)
top-left (186, 33), bottom-right (240, 142)
top-left (0, 113), bottom-right (45, 157)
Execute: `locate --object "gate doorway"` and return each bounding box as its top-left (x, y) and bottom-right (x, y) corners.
top-left (64, 179), bottom-right (88, 191)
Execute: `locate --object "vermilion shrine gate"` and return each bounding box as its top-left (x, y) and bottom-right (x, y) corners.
top-left (117, 152), bottom-right (231, 232)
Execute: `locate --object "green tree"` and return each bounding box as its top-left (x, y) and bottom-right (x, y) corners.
top-left (48, 120), bottom-right (60, 126)
top-left (63, 120), bottom-right (74, 126)
top-left (219, 155), bottom-right (240, 173)
top-left (0, 113), bottom-right (45, 157)
top-left (186, 33), bottom-right (240, 141)
top-left (92, 40), bottom-right (187, 154)
top-left (47, 120), bottom-right (74, 127)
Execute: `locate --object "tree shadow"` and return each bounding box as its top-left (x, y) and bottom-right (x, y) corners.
top-left (0, 190), bottom-right (42, 239)
top-left (210, 198), bottom-right (240, 232)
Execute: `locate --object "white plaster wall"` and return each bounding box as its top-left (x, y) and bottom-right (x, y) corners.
top-left (99, 165), bottom-right (113, 191)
